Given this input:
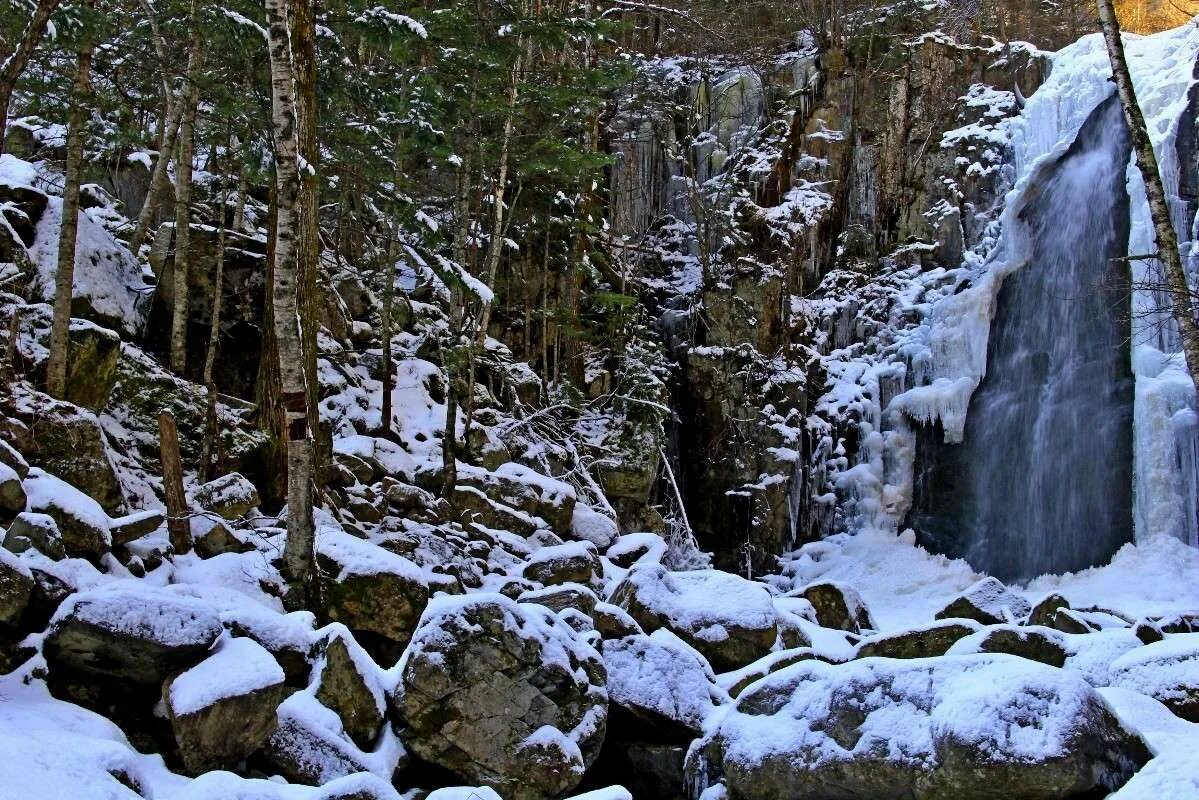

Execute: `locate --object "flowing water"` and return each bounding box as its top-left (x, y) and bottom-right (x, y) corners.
top-left (914, 96), bottom-right (1136, 581)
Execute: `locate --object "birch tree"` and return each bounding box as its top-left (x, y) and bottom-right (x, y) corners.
top-left (1098, 0), bottom-right (1199, 396)
top-left (265, 0), bottom-right (316, 601)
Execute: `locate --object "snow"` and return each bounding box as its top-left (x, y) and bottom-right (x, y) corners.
top-left (23, 468), bottom-right (112, 541)
top-left (168, 635), bottom-right (284, 715)
top-left (570, 504), bottom-right (619, 548)
top-left (317, 529), bottom-right (428, 583)
top-left (1100, 686), bottom-right (1199, 800)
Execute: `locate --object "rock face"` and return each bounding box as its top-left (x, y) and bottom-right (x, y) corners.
top-left (935, 577), bottom-right (1032, 624)
top-left (397, 595), bottom-right (607, 800)
top-left (689, 654), bottom-right (1149, 800)
top-left (164, 636), bottom-right (288, 774)
top-left (610, 565), bottom-right (777, 671)
top-left (44, 586), bottom-right (222, 683)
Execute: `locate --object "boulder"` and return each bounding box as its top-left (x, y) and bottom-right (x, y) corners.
top-left (164, 636), bottom-right (288, 774)
top-left (974, 625), bottom-right (1068, 668)
top-left (523, 542), bottom-right (602, 587)
top-left (5, 391), bottom-right (124, 514)
top-left (518, 583), bottom-right (599, 615)
top-left (266, 691), bottom-right (398, 785)
top-left (317, 531), bottom-right (432, 648)
top-left (191, 516), bottom-right (254, 558)
top-left (603, 631), bottom-right (727, 736)
top-left (44, 585), bottom-right (222, 683)
top-left (591, 602), bottom-right (643, 639)
top-left (3, 511), bottom-right (65, 559)
top-left (315, 628), bottom-right (386, 748)
top-left (0, 548), bottom-right (33, 627)
top-left (108, 509), bottom-right (164, 547)
top-left (0, 462), bottom-right (26, 514)
top-left (609, 564), bottom-right (777, 671)
top-left (192, 473), bottom-right (260, 520)
top-left (688, 655), bottom-right (1149, 800)
top-left (458, 463), bottom-right (577, 537)
top-left (1027, 593), bottom-right (1082, 630)
top-left (23, 469), bottom-right (112, 558)
top-left (0, 439), bottom-right (29, 479)
top-left (606, 533), bottom-right (667, 569)
top-left (396, 594), bottom-right (607, 800)
top-left (570, 504), bottom-right (618, 548)
top-left (797, 581), bottom-right (874, 633)
top-left (1110, 634), bottom-right (1199, 722)
top-left (855, 619), bottom-right (982, 659)
top-left (935, 577), bottom-right (1031, 625)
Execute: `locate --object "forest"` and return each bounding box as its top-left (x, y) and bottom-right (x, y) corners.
top-left (1, 0), bottom-right (1199, 798)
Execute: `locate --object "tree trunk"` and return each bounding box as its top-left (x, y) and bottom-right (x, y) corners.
top-left (0, 0), bottom-right (63, 157)
top-left (169, 33), bottom-right (201, 375)
top-left (45, 25), bottom-right (92, 399)
top-left (265, 0), bottom-right (316, 603)
top-left (1098, 0), bottom-right (1199, 395)
top-left (199, 177), bottom-right (228, 483)
top-left (291, 0), bottom-right (322, 481)
top-left (158, 412), bottom-right (190, 554)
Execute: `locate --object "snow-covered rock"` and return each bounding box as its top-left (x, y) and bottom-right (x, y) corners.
top-left (795, 580), bottom-right (874, 633)
top-left (164, 635), bottom-right (288, 773)
top-left (3, 511), bottom-right (63, 559)
top-left (602, 630), bottom-right (728, 735)
top-left (855, 618), bottom-right (982, 660)
top-left (570, 504), bottom-right (618, 548)
top-left (44, 585), bottom-right (222, 683)
top-left (313, 627), bottom-right (386, 748)
top-left (0, 546), bottom-right (33, 627)
top-left (1110, 634), bottom-right (1199, 722)
top-left (192, 473), bottom-right (261, 521)
top-left (523, 541), bottom-right (602, 587)
top-left (396, 594), bottom-right (607, 800)
top-left (266, 689), bottom-right (404, 785)
top-left (609, 564), bottom-right (776, 671)
top-left (688, 654), bottom-right (1150, 800)
top-left (316, 531), bottom-right (435, 649)
top-left (935, 577), bottom-right (1032, 624)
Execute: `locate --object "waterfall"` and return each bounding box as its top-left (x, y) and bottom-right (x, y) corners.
top-left (913, 96), bottom-right (1135, 581)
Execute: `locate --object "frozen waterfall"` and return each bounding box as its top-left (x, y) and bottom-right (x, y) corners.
top-left (913, 97), bottom-right (1136, 581)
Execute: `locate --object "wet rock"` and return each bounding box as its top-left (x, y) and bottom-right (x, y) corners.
top-left (164, 636), bottom-right (288, 774)
top-left (609, 564), bottom-right (777, 671)
top-left (44, 586), bottom-right (222, 683)
top-left (855, 619), bottom-right (982, 659)
top-left (396, 594), bottom-right (607, 800)
top-left (688, 654), bottom-right (1149, 800)
top-left (935, 577), bottom-right (1031, 625)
